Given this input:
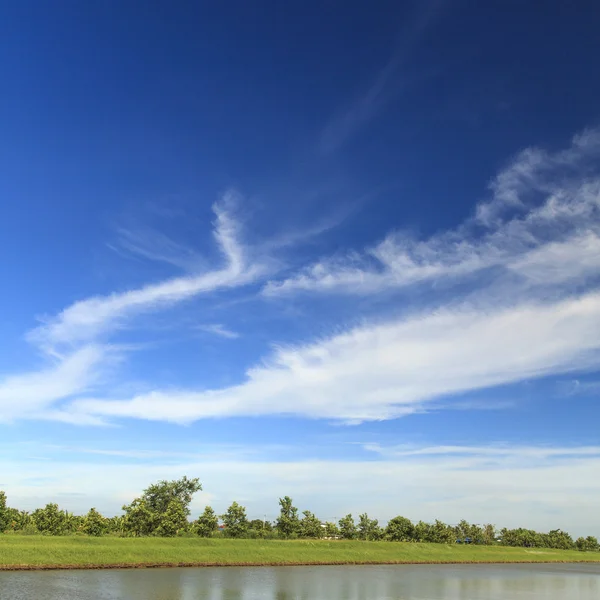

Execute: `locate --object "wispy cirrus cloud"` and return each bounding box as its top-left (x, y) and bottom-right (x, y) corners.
top-left (69, 289), bottom-right (600, 424)
top-left (54, 127), bottom-right (600, 426)
top-left (266, 128), bottom-right (600, 296)
top-left (319, 0), bottom-right (445, 154)
top-left (30, 192), bottom-right (261, 350)
top-left (5, 128), bottom-right (600, 427)
top-left (197, 323), bottom-right (240, 339)
top-left (0, 345), bottom-right (107, 424)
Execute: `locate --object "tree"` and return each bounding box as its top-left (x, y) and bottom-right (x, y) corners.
top-left (122, 498), bottom-right (156, 537)
top-left (141, 476), bottom-right (201, 516)
top-left (575, 536), bottom-right (599, 552)
top-left (82, 508), bottom-right (107, 537)
top-left (121, 476), bottom-right (201, 537)
top-left (221, 501), bottom-right (248, 538)
top-left (414, 520), bottom-right (434, 543)
top-left (155, 499), bottom-right (188, 537)
top-left (358, 513), bottom-right (381, 541)
top-left (431, 520), bottom-right (454, 544)
top-left (195, 506), bottom-right (219, 537)
top-left (106, 515), bottom-right (124, 535)
top-left (338, 514), bottom-right (356, 540)
top-left (0, 492), bottom-right (7, 533)
top-left (323, 522), bottom-right (340, 538)
top-left (386, 516), bottom-right (415, 542)
top-left (276, 496), bottom-right (300, 538)
top-left (482, 523), bottom-right (496, 545)
top-left (31, 504), bottom-right (69, 535)
top-left (545, 529), bottom-right (574, 550)
top-left (300, 510), bottom-right (323, 538)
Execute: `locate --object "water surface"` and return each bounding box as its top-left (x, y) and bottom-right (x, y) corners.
top-left (1, 563), bottom-right (599, 599)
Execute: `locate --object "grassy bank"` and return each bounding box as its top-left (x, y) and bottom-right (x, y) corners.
top-left (1, 537), bottom-right (599, 570)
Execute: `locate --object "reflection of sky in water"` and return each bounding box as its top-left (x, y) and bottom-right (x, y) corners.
top-left (1, 564), bottom-right (599, 600)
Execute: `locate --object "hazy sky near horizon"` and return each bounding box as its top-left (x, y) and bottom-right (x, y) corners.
top-left (1, 1), bottom-right (600, 536)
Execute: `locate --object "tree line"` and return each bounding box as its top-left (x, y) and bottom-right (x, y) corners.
top-left (0, 478), bottom-right (598, 552)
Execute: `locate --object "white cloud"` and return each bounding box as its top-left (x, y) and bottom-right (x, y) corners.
top-left (265, 128), bottom-right (600, 296)
top-left (0, 345), bottom-right (106, 422)
top-left (69, 289), bottom-right (600, 424)
top-left (319, 0), bottom-right (444, 153)
top-left (2, 444), bottom-right (600, 536)
top-left (29, 193), bottom-right (262, 350)
top-left (197, 323), bottom-right (240, 339)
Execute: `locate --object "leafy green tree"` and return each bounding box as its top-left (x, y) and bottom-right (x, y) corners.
top-left (155, 498), bottom-right (188, 537)
top-left (300, 510), bottom-right (323, 538)
top-left (500, 527), bottom-right (540, 547)
top-left (195, 506), bottom-right (219, 537)
top-left (82, 508), bottom-right (107, 536)
top-left (31, 504), bottom-right (69, 535)
top-left (221, 501), bottom-right (248, 538)
top-left (122, 498), bottom-right (156, 537)
top-left (0, 492), bottom-right (8, 533)
top-left (106, 515), bottom-right (124, 535)
top-left (575, 536), bottom-right (599, 552)
top-left (545, 529), bottom-right (574, 550)
top-left (121, 476), bottom-right (201, 537)
top-left (324, 522), bottom-right (340, 538)
top-left (386, 516), bottom-right (415, 542)
top-left (141, 476), bottom-right (202, 516)
top-left (276, 496), bottom-right (300, 538)
top-left (338, 514), bottom-right (356, 540)
top-left (413, 520), bottom-right (434, 543)
top-left (431, 520), bottom-right (454, 544)
top-left (358, 513), bottom-right (381, 541)
top-left (482, 523), bottom-right (496, 545)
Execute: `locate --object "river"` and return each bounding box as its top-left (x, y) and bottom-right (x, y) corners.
top-left (0, 563), bottom-right (599, 599)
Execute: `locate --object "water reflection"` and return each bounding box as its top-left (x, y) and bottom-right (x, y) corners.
top-left (0, 564), bottom-right (599, 600)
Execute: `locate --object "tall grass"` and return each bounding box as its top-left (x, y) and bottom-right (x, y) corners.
top-left (0, 537), bottom-right (598, 569)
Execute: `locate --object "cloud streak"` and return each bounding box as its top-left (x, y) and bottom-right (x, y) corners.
top-left (319, 0), bottom-right (445, 153)
top-left (0, 345), bottom-right (107, 423)
top-left (69, 290), bottom-right (600, 424)
top-left (267, 128), bottom-right (600, 297)
top-left (30, 193), bottom-right (261, 350)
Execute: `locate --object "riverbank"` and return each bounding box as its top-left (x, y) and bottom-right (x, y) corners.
top-left (1, 537), bottom-right (599, 570)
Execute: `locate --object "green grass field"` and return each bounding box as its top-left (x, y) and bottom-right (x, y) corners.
top-left (1, 537), bottom-right (599, 570)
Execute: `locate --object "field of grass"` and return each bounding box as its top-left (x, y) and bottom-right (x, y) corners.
top-left (1, 537), bottom-right (599, 570)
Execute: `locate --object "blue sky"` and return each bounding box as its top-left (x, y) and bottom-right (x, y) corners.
top-left (1, 1), bottom-right (600, 535)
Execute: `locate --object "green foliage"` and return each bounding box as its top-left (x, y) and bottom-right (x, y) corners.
top-left (482, 523), bottom-right (496, 545)
top-left (338, 514), bottom-right (356, 540)
top-left (121, 476), bottom-right (201, 537)
top-left (575, 536), bottom-right (599, 552)
top-left (2, 476), bottom-right (597, 550)
top-left (0, 492), bottom-right (8, 533)
top-left (386, 516), bottom-right (415, 542)
top-left (300, 510), bottom-right (322, 538)
top-left (155, 499), bottom-right (188, 537)
top-left (82, 508), bottom-right (107, 537)
top-left (544, 529), bottom-right (574, 550)
top-left (122, 499), bottom-right (156, 537)
top-left (194, 506), bottom-right (219, 537)
top-left (431, 520), bottom-right (455, 544)
top-left (358, 513), bottom-right (381, 541)
top-left (221, 501), bottom-right (248, 538)
top-left (141, 476), bottom-right (202, 516)
top-left (31, 504), bottom-right (70, 536)
top-left (276, 496), bottom-right (300, 538)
